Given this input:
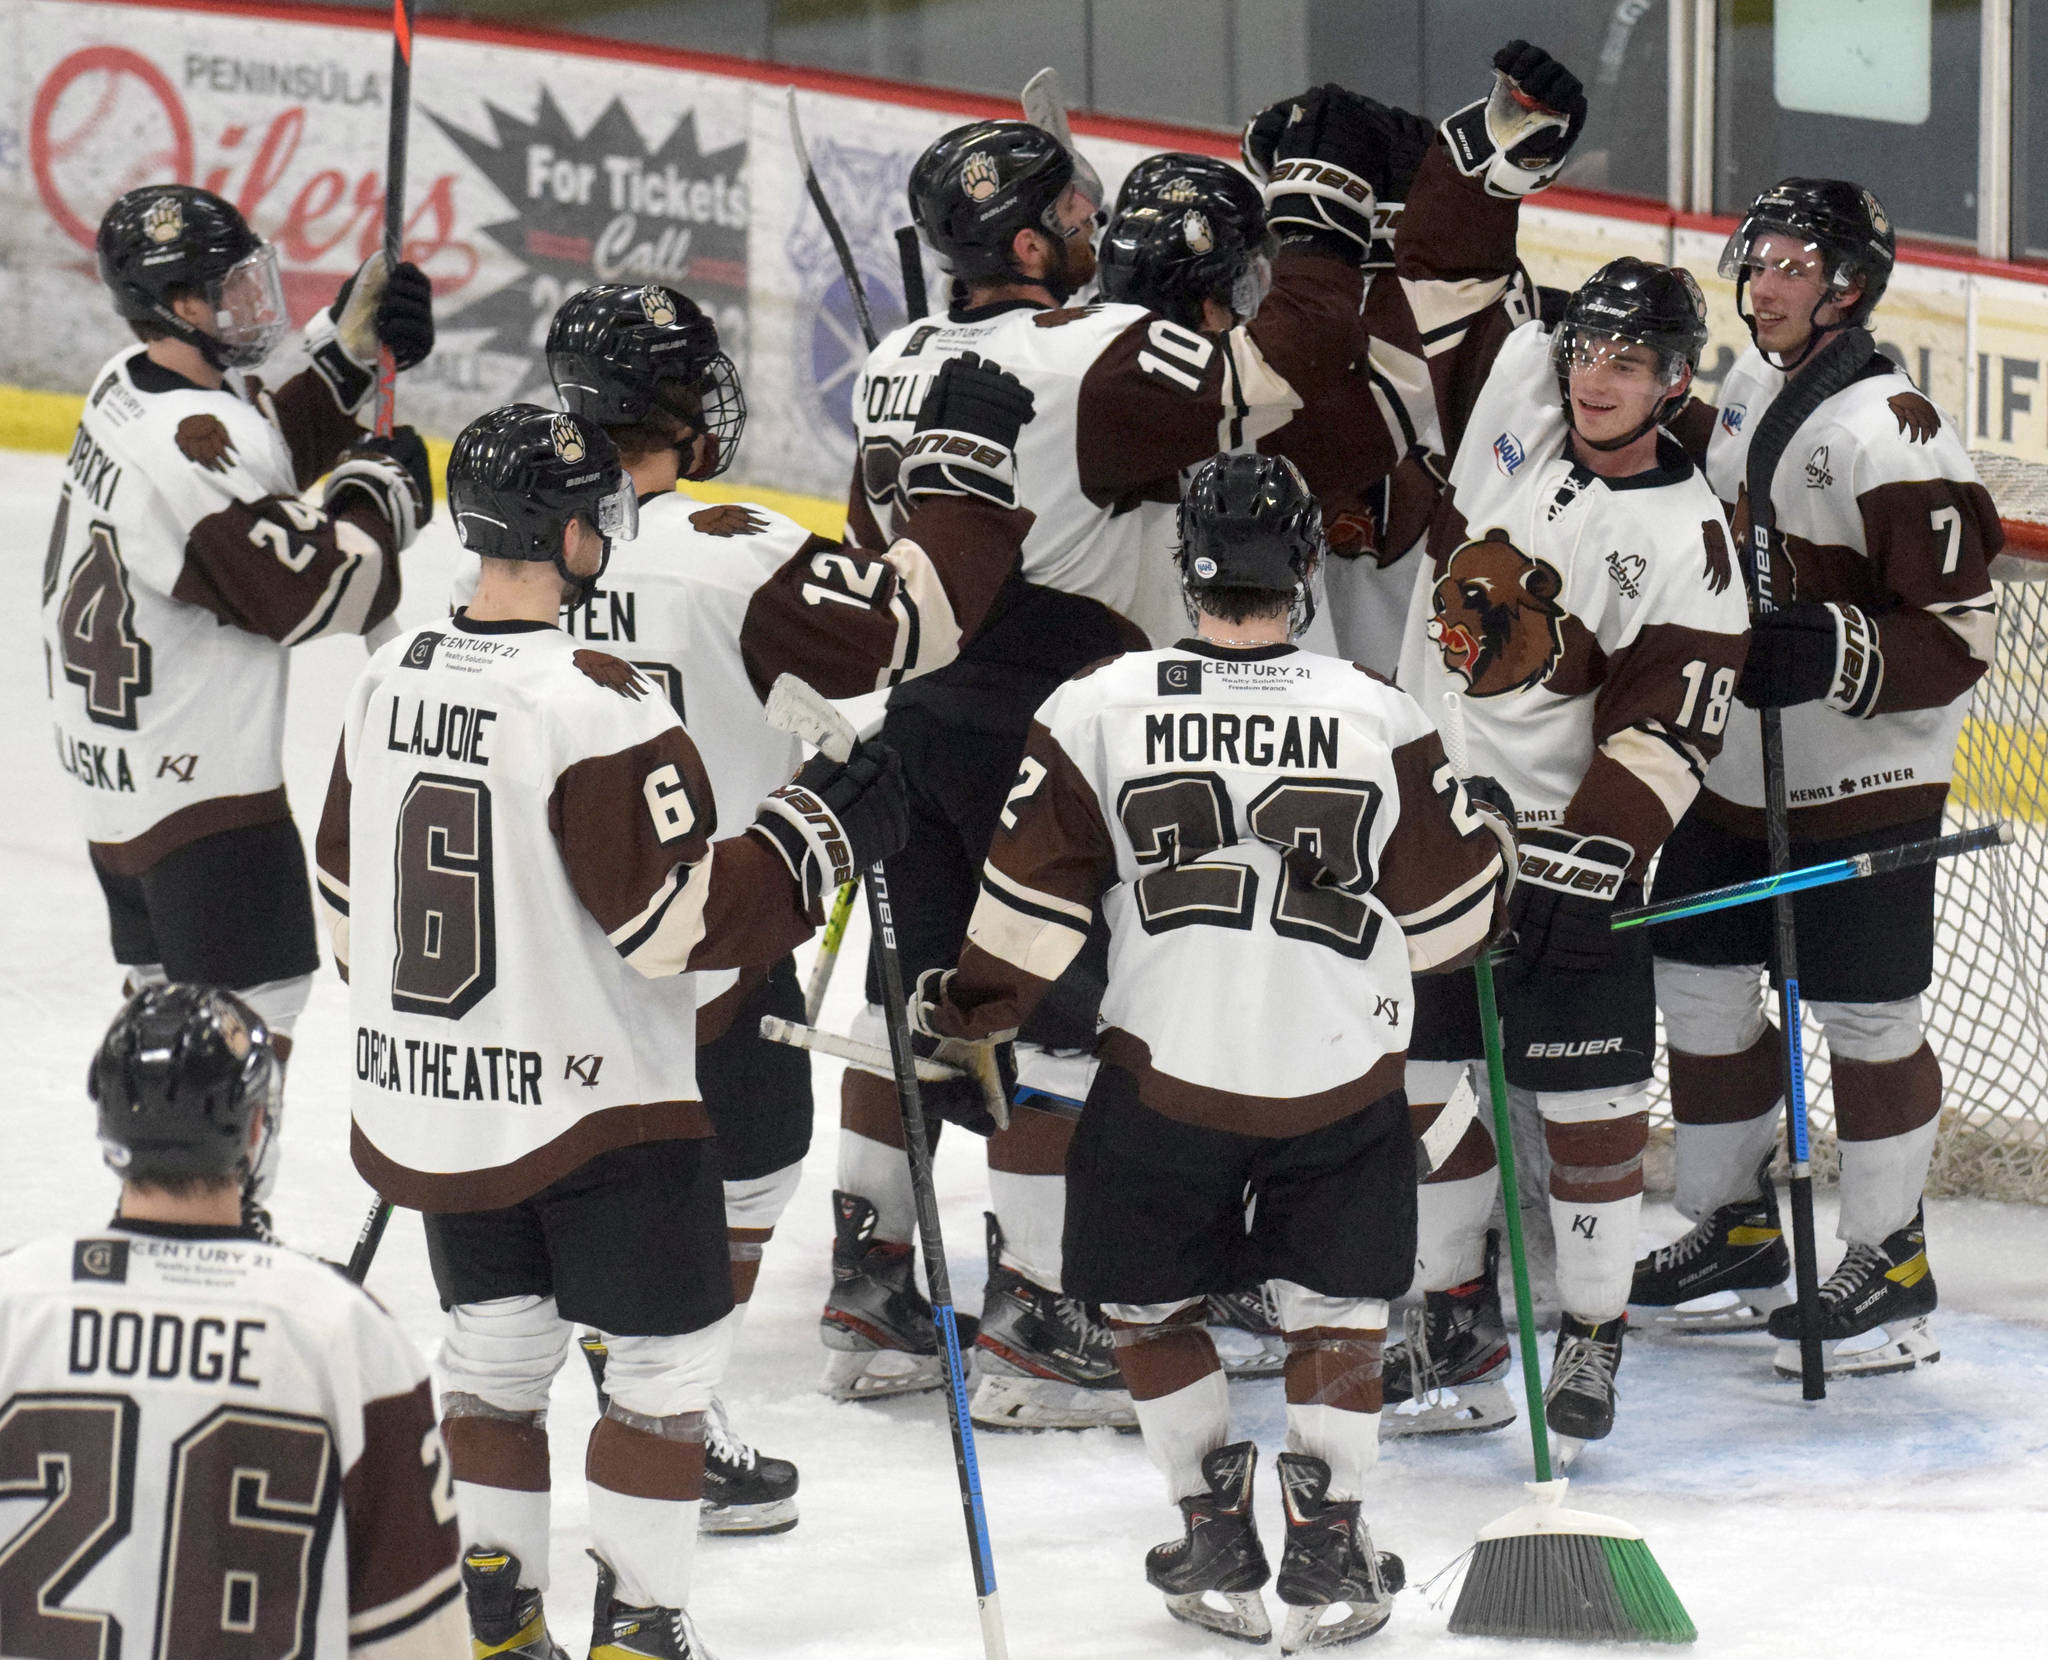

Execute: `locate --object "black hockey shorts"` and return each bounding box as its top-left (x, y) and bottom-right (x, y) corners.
top-left (422, 1138), bottom-right (732, 1337)
top-left (861, 700), bottom-right (1106, 1052)
top-left (1410, 898), bottom-right (1656, 1097)
top-left (700, 956), bottom-right (812, 1182)
top-left (1649, 809), bottom-right (1939, 1004)
top-left (1062, 1061), bottom-right (1417, 1305)
top-left (91, 817), bottom-right (320, 989)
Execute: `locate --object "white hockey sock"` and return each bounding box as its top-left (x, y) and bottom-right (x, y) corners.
top-left (1549, 1192), bottom-right (1642, 1323)
top-left (454, 1483), bottom-right (551, 1589)
top-left (1672, 1110), bottom-right (1781, 1222)
top-left (1131, 1369), bottom-right (1230, 1505)
top-left (1285, 1403), bottom-right (1381, 1503)
top-left (987, 1169), bottom-right (1065, 1292)
top-left (837, 1131), bottom-right (916, 1245)
top-left (1415, 1169), bottom-right (1495, 1292)
top-left (588, 1487), bottom-right (700, 1609)
top-left (1837, 1116), bottom-right (1940, 1246)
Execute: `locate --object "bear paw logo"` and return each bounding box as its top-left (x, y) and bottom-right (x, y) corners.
top-left (639, 286), bottom-right (678, 326)
top-left (1887, 391), bottom-right (1940, 445)
top-left (962, 150), bottom-right (1001, 201)
top-left (550, 413), bottom-right (587, 464)
top-left (143, 194), bottom-right (184, 244)
top-left (1182, 210), bottom-right (1214, 254)
top-left (175, 414), bottom-right (236, 472)
top-left (689, 504), bottom-right (768, 538)
top-left (573, 649), bottom-right (646, 699)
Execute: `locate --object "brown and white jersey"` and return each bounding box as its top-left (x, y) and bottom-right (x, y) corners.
top-left (0, 1220), bottom-right (464, 1660)
top-left (40, 348), bottom-right (395, 874)
top-left (1672, 347), bottom-right (2001, 837)
top-left (933, 643), bottom-right (1509, 1138)
top-left (1397, 321), bottom-right (1752, 874)
top-left (313, 615), bottom-right (812, 1213)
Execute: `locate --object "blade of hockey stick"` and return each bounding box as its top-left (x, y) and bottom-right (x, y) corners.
top-left (1612, 821), bottom-right (2012, 929)
top-left (765, 672), bottom-right (855, 762)
top-left (1416, 1068), bottom-right (1480, 1179)
top-left (1021, 67), bottom-right (1074, 149)
top-left (759, 1013), bottom-right (961, 1083)
top-left (787, 87), bottom-right (878, 352)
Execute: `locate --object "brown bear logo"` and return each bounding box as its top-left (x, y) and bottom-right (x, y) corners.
top-left (175, 414), bottom-right (235, 473)
top-left (1701, 517), bottom-right (1733, 595)
top-left (1428, 529), bottom-right (1566, 696)
top-left (689, 504), bottom-right (769, 538)
top-left (1887, 391), bottom-right (1940, 444)
top-left (572, 649), bottom-right (646, 700)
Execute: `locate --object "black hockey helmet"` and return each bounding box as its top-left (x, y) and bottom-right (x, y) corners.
top-left (448, 404), bottom-right (637, 603)
top-left (96, 184), bottom-right (287, 368)
top-left (910, 120), bottom-right (1092, 292)
top-left (91, 984), bottom-right (281, 1186)
top-left (1551, 257), bottom-right (1708, 449)
top-left (1177, 452), bottom-right (1324, 608)
top-left (546, 283), bottom-right (746, 479)
top-left (1097, 153), bottom-right (1272, 328)
top-left (1720, 177), bottom-right (1895, 335)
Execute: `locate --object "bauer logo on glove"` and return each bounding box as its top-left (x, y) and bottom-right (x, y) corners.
top-left (1517, 832), bottom-right (1631, 898)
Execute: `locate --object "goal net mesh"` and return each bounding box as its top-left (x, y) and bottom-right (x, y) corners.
top-left (1646, 452), bottom-right (2048, 1203)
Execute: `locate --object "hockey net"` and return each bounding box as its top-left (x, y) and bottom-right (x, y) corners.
top-left (1647, 453), bottom-right (2048, 1203)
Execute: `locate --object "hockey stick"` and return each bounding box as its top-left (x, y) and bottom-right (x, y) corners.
top-left (897, 224), bottom-right (929, 323)
top-left (1741, 325), bottom-right (1877, 1402)
top-left (760, 1013), bottom-right (964, 1083)
top-left (345, 1196), bottom-right (393, 1285)
top-left (1612, 821), bottom-right (2011, 930)
top-left (363, 0), bottom-right (416, 656)
top-left (764, 674), bottom-right (1008, 1660)
top-left (787, 87), bottom-right (877, 354)
top-left (802, 883), bottom-right (859, 1022)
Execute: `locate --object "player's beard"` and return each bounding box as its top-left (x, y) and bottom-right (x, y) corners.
top-left (1043, 230), bottom-right (1096, 304)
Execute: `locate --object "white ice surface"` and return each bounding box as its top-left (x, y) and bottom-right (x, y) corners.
top-left (5, 446), bottom-right (2047, 1657)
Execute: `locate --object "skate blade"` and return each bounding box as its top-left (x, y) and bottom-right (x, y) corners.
top-left (969, 1369), bottom-right (1137, 1432)
top-left (699, 1496), bottom-right (799, 1536)
top-left (1280, 1599), bottom-right (1393, 1652)
top-left (821, 1346), bottom-right (944, 1401)
top-left (1164, 1589), bottom-right (1273, 1645)
top-left (1380, 1379), bottom-right (1515, 1439)
top-left (1213, 1328), bottom-right (1287, 1379)
top-left (1773, 1317), bottom-right (1940, 1381)
top-left (1632, 1284), bottom-right (1790, 1336)
top-left (1548, 1433), bottom-right (1586, 1471)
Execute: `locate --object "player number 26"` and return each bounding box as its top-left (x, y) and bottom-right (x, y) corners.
top-left (1675, 658), bottom-right (1736, 736)
top-left (643, 764), bottom-right (697, 843)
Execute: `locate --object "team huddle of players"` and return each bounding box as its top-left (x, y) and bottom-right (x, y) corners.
top-left (10, 29), bottom-right (2001, 1660)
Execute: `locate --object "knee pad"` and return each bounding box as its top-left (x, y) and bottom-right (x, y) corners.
top-left (1406, 1058), bottom-right (1470, 1106)
top-left (1656, 958), bottom-right (1767, 1056)
top-left (724, 1162), bottom-right (803, 1235)
top-left (1271, 1281), bottom-right (1389, 1336)
top-left (439, 1296), bottom-right (572, 1415)
top-left (601, 1319), bottom-right (734, 1420)
top-left (1102, 1297), bottom-right (1203, 1328)
top-left (1535, 1085), bottom-right (1649, 1126)
top-left (1811, 996), bottom-right (1924, 1065)
top-left (846, 1002), bottom-right (891, 1080)
top-left (238, 972), bottom-right (313, 1039)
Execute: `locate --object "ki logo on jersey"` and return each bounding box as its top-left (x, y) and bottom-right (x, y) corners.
top-left (563, 1054), bottom-right (606, 1088)
top-left (1720, 403), bottom-right (1746, 435)
top-left (1492, 431), bottom-right (1526, 475)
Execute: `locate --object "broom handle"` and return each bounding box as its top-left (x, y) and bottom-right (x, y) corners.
top-left (1474, 950), bottom-right (1552, 1485)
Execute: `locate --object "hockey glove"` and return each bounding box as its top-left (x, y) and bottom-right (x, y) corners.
top-left (900, 353), bottom-right (1035, 509)
top-left (907, 967), bottom-right (1018, 1137)
top-left (1257, 85), bottom-right (1411, 264)
top-left (1331, 448), bottom-right (1446, 566)
top-left (323, 428), bottom-right (432, 552)
top-left (1441, 41), bottom-right (1588, 198)
top-left (328, 252), bottom-right (437, 370)
top-left (1502, 826), bottom-right (1632, 983)
top-left (753, 739), bottom-right (911, 915)
top-left (1737, 601), bottom-right (1883, 715)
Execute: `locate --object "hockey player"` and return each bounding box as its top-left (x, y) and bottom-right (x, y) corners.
top-left (1390, 242), bottom-right (1751, 1447)
top-left (827, 98), bottom-right (1409, 1426)
top-left (534, 281), bottom-right (1037, 1528)
top-left (0, 985), bottom-right (465, 1658)
top-left (1633, 180), bottom-right (2001, 1377)
top-left (915, 453), bottom-right (1514, 1647)
top-left (314, 404), bottom-right (910, 1660)
top-left (44, 183), bottom-right (434, 1214)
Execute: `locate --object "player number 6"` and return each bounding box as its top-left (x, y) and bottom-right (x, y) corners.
top-left (643, 764), bottom-right (696, 842)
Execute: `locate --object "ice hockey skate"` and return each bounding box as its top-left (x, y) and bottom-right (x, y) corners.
top-left (1208, 1284), bottom-right (1287, 1378)
top-left (1629, 1158), bottom-right (1792, 1334)
top-left (970, 1212), bottom-right (1137, 1431)
top-left (701, 1397), bottom-right (799, 1535)
top-left (819, 1190), bottom-right (946, 1400)
top-left (1147, 1440), bottom-right (1274, 1644)
top-left (460, 1547), bottom-right (569, 1660)
top-left (1380, 1231), bottom-right (1515, 1437)
top-left (1544, 1313), bottom-right (1624, 1460)
top-left (1274, 1452), bottom-right (1404, 1651)
top-left (588, 1552), bottom-right (717, 1660)
top-left (1769, 1206), bottom-right (1940, 1379)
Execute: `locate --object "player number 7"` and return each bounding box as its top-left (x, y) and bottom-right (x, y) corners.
top-left (1928, 504), bottom-right (1962, 577)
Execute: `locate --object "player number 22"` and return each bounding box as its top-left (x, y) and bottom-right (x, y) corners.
top-left (1675, 658), bottom-right (1735, 736)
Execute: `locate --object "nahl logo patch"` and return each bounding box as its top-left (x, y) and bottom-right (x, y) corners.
top-left (1492, 431), bottom-right (1525, 475)
top-left (1720, 403), bottom-right (1745, 435)
top-left (1158, 659), bottom-right (1203, 696)
top-left (73, 1238), bottom-right (130, 1283)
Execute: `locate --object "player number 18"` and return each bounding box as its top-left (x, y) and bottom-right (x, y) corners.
top-left (1675, 658), bottom-right (1736, 736)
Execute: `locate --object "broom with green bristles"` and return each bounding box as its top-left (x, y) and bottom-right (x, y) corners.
top-left (1440, 691), bottom-right (1695, 1645)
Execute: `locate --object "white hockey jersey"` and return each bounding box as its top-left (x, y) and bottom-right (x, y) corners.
top-left (314, 615), bottom-right (813, 1213)
top-left (40, 348), bottom-right (396, 871)
top-left (933, 643), bottom-right (1508, 1136)
top-left (1677, 346), bottom-right (2001, 838)
top-left (0, 1220), bottom-right (464, 1659)
top-left (1397, 322), bottom-right (1752, 871)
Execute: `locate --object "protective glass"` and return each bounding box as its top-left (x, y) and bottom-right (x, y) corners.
top-left (1551, 326), bottom-right (1686, 390)
top-left (212, 243), bottom-right (289, 366)
top-left (595, 471), bottom-right (639, 544)
top-left (1717, 225), bottom-right (1842, 292)
top-left (1042, 180), bottom-right (1102, 245)
top-left (1229, 247), bottom-right (1275, 323)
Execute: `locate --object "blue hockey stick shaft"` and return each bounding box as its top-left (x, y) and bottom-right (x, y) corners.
top-left (1612, 821), bottom-right (2010, 930)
